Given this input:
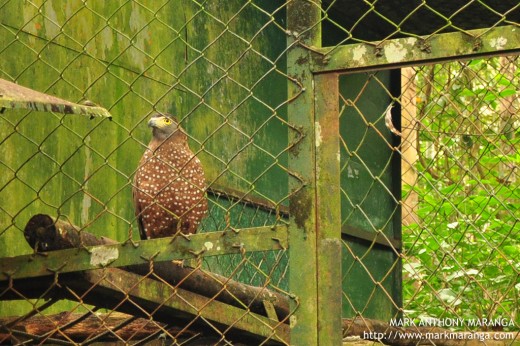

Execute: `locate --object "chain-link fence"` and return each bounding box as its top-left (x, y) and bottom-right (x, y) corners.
top-left (402, 59), bottom-right (519, 326)
top-left (322, 0), bottom-right (519, 45)
top-left (0, 1), bottom-right (519, 345)
top-left (340, 58), bottom-right (519, 338)
top-left (0, 1), bottom-right (293, 344)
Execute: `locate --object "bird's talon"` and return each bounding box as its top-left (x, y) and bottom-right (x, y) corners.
top-left (180, 233), bottom-right (191, 241)
top-left (172, 259), bottom-right (184, 267)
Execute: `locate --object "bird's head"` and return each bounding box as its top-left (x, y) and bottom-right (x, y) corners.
top-left (147, 113), bottom-right (184, 141)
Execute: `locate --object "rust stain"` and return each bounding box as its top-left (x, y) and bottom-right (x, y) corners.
top-left (290, 188), bottom-right (312, 231)
top-left (296, 55), bottom-right (308, 65)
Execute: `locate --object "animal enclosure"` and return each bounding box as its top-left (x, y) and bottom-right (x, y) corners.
top-left (0, 1), bottom-right (519, 345)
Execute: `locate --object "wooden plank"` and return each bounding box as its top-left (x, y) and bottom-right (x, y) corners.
top-left (0, 263), bottom-right (291, 322)
top-left (0, 268), bottom-right (290, 344)
top-left (0, 312), bottom-right (173, 343)
top-left (0, 78), bottom-right (111, 118)
top-left (71, 268), bottom-right (290, 344)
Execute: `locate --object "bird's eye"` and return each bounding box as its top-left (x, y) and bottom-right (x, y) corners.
top-left (164, 118), bottom-right (172, 125)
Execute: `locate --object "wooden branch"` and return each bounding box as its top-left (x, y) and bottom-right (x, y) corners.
top-left (127, 261), bottom-right (290, 321)
top-left (0, 312), bottom-right (197, 343)
top-left (1, 268), bottom-right (289, 344)
top-left (24, 214), bottom-right (117, 251)
top-left (4, 313), bottom-right (516, 346)
top-left (23, 214), bottom-right (290, 321)
top-left (0, 78), bottom-right (112, 118)
top-left (67, 267), bottom-right (289, 344)
top-left (24, 215), bottom-right (518, 346)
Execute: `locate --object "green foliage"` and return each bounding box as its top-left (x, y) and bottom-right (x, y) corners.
top-left (403, 58), bottom-right (519, 330)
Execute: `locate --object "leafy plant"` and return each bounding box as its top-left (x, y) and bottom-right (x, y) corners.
top-left (402, 58), bottom-right (519, 331)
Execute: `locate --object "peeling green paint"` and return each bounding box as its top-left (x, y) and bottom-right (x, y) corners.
top-left (286, 1), bottom-right (322, 344)
top-left (312, 25), bottom-right (520, 73)
top-left (383, 40), bottom-right (412, 63)
top-left (0, 225), bottom-right (288, 281)
top-left (90, 246), bottom-right (119, 267)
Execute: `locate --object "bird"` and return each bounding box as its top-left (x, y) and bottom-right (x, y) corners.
top-left (133, 112), bottom-right (207, 239)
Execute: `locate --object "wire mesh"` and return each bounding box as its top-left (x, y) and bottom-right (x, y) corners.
top-left (0, 0), bottom-right (519, 345)
top-left (0, 1), bottom-right (292, 344)
top-left (401, 58), bottom-right (519, 329)
top-left (321, 0), bottom-right (520, 47)
top-left (340, 57), bottom-right (519, 336)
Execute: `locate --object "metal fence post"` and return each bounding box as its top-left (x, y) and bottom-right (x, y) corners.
top-left (315, 72), bottom-right (342, 345)
top-left (286, 0), bottom-right (321, 344)
top-left (287, 2), bottom-right (342, 344)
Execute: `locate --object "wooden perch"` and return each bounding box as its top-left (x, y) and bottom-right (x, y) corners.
top-left (0, 78), bottom-right (111, 118)
top-left (1, 312), bottom-right (176, 343)
top-left (24, 214), bottom-right (117, 251)
top-left (23, 214), bottom-right (290, 321)
top-left (0, 313), bottom-right (253, 345)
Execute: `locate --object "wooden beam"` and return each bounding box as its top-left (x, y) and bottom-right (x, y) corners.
top-left (0, 78), bottom-right (111, 118)
top-left (0, 270), bottom-right (290, 344)
top-left (0, 312), bottom-right (179, 343)
top-left (69, 268), bottom-right (290, 344)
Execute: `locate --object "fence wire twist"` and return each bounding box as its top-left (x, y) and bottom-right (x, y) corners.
top-left (340, 58), bottom-right (519, 336)
top-left (0, 1), bottom-right (519, 345)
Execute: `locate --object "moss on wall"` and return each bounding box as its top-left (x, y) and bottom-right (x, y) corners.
top-left (0, 0), bottom-right (288, 316)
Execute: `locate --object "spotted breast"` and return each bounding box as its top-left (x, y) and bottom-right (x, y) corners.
top-left (133, 113), bottom-right (207, 239)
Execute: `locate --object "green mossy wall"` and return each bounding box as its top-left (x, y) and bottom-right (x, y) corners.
top-left (0, 0), bottom-right (288, 316)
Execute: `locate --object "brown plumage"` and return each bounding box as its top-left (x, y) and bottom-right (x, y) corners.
top-left (133, 113), bottom-right (207, 239)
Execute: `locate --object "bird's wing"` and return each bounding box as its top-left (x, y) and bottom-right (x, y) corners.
top-left (132, 172), bottom-right (148, 240)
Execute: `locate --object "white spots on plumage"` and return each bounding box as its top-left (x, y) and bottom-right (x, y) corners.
top-left (133, 125), bottom-right (207, 239)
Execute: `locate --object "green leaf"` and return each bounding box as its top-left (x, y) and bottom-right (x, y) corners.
top-left (498, 89), bottom-right (516, 98)
top-left (440, 184), bottom-right (461, 194)
top-left (495, 75), bottom-right (513, 87)
top-left (468, 59), bottom-right (482, 67)
top-left (438, 288), bottom-right (461, 305)
top-left (503, 245), bottom-right (520, 256)
top-left (458, 88), bottom-right (478, 97)
top-left (483, 92), bottom-right (497, 102)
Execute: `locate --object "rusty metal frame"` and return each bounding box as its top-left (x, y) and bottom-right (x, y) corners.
top-left (286, 1), bottom-right (343, 345)
top-left (285, 3), bottom-right (520, 345)
top-left (311, 25), bottom-right (520, 74)
top-left (0, 225), bottom-right (288, 281)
